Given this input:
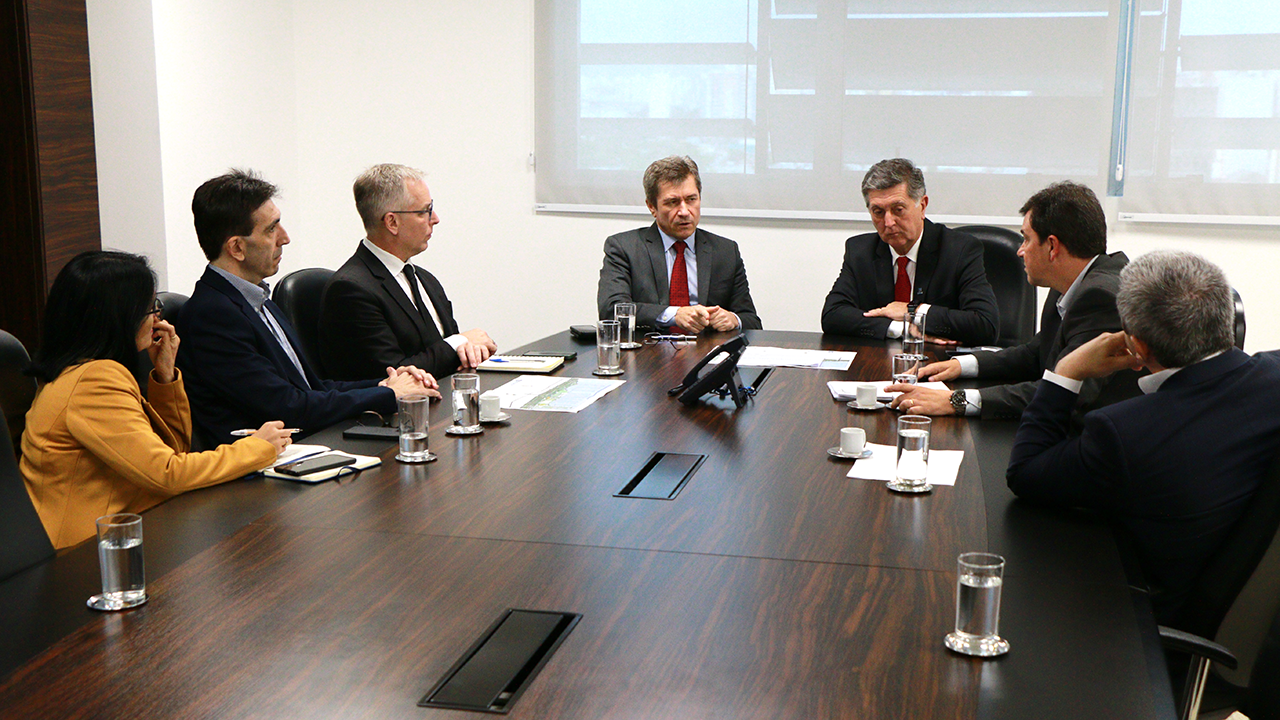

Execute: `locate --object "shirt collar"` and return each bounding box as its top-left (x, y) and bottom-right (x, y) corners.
top-left (659, 226), bottom-right (695, 254)
top-left (1056, 255), bottom-right (1100, 317)
top-left (362, 237), bottom-right (408, 276)
top-left (209, 263), bottom-right (271, 312)
top-left (891, 229), bottom-right (923, 265)
top-left (1137, 350), bottom-right (1226, 394)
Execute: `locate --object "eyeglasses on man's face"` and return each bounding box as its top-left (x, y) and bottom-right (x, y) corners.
top-left (389, 201), bottom-right (434, 218)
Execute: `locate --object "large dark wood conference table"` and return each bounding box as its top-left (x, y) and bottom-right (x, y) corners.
top-left (0, 330), bottom-right (1175, 719)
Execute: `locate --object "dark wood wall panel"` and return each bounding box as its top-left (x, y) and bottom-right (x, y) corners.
top-left (0, 0), bottom-right (100, 351)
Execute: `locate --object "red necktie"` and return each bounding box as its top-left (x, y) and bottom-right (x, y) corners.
top-left (669, 240), bottom-right (690, 307)
top-left (894, 256), bottom-right (911, 303)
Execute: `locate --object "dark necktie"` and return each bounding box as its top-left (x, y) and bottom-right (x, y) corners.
top-left (669, 240), bottom-right (690, 307)
top-left (894, 256), bottom-right (911, 304)
top-left (403, 265), bottom-right (438, 334)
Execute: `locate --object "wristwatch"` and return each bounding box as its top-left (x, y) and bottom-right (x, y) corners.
top-left (949, 389), bottom-right (968, 416)
top-left (906, 301), bottom-right (920, 322)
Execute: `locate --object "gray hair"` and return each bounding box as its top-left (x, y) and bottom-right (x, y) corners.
top-left (861, 158), bottom-right (926, 206)
top-left (354, 163), bottom-right (426, 231)
top-left (1117, 251), bottom-right (1235, 368)
top-left (643, 155), bottom-right (701, 207)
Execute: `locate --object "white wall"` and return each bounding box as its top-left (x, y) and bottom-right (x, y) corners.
top-left (87, 0), bottom-right (1280, 353)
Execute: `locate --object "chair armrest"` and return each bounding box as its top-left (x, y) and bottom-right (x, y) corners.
top-left (1159, 626), bottom-right (1239, 670)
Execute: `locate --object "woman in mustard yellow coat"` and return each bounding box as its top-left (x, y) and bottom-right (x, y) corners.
top-left (21, 251), bottom-right (294, 549)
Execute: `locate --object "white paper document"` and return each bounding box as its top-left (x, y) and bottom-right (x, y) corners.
top-left (732, 346), bottom-right (856, 370)
top-left (827, 380), bottom-right (950, 402)
top-left (845, 443), bottom-right (963, 486)
top-left (488, 375), bottom-right (625, 413)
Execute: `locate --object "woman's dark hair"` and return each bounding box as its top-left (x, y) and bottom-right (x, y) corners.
top-left (29, 250), bottom-right (157, 383)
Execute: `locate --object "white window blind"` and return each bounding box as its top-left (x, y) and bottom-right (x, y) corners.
top-left (535, 0), bottom-right (1122, 219)
top-left (1119, 0), bottom-right (1280, 220)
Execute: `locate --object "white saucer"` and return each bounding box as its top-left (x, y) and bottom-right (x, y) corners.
top-left (592, 368), bottom-right (625, 376)
top-left (827, 446), bottom-right (873, 460)
top-left (847, 400), bottom-right (887, 411)
top-left (480, 412), bottom-right (511, 423)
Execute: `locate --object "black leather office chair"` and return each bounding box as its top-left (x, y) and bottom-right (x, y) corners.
top-left (0, 329), bottom-right (37, 454)
top-left (272, 268), bottom-right (334, 377)
top-left (0, 411), bottom-right (55, 581)
top-left (955, 225), bottom-right (1036, 347)
top-left (158, 291), bottom-right (188, 327)
top-left (1160, 450), bottom-right (1280, 720)
top-left (1232, 289), bottom-right (1245, 351)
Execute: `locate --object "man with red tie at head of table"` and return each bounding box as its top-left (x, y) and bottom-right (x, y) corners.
top-left (820, 157), bottom-right (999, 347)
top-left (597, 155), bottom-right (762, 334)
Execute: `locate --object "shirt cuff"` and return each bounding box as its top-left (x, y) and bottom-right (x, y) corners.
top-left (964, 388), bottom-right (982, 416)
top-left (1042, 369), bottom-right (1084, 394)
top-left (657, 306), bottom-right (677, 326)
top-left (956, 353), bottom-right (980, 378)
top-left (887, 320), bottom-right (904, 339)
top-left (445, 334), bottom-right (467, 351)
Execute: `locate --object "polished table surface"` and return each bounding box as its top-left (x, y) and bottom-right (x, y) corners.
top-left (0, 330), bottom-right (1175, 719)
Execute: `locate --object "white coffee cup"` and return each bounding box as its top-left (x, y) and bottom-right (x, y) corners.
top-left (479, 393), bottom-right (502, 421)
top-left (856, 383), bottom-right (878, 409)
top-left (840, 427), bottom-right (866, 455)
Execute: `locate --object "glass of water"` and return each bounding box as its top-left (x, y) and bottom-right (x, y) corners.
top-left (88, 513), bottom-right (146, 611)
top-left (888, 414), bottom-right (932, 493)
top-left (396, 393), bottom-right (437, 462)
top-left (446, 372), bottom-right (483, 436)
top-left (593, 319), bottom-right (624, 376)
top-left (944, 552), bottom-right (1010, 657)
top-left (892, 353), bottom-right (923, 385)
top-left (903, 310), bottom-right (926, 356)
top-left (614, 302), bottom-right (640, 350)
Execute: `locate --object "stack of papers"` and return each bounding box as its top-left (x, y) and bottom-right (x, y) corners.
top-left (263, 446), bottom-right (381, 484)
top-left (828, 380), bottom-right (949, 402)
top-left (845, 443), bottom-right (963, 486)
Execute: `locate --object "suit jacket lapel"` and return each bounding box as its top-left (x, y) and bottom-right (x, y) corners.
top-left (263, 298), bottom-right (320, 388)
top-left (642, 224), bottom-right (669, 301)
top-left (912, 220), bottom-right (940, 303)
top-left (356, 244), bottom-right (432, 340)
top-left (873, 241), bottom-right (895, 306)
top-left (202, 269), bottom-right (311, 390)
top-left (693, 228), bottom-right (712, 305)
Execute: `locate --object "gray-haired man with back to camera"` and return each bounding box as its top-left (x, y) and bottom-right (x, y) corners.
top-left (1005, 251), bottom-right (1280, 624)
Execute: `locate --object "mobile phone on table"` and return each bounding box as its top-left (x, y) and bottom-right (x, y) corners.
top-left (276, 454), bottom-right (357, 477)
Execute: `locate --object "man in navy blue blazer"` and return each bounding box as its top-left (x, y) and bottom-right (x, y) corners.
top-left (176, 170), bottom-right (438, 446)
top-left (1007, 251), bottom-right (1280, 625)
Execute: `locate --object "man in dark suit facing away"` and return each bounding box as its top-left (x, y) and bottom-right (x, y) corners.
top-left (1006, 251), bottom-right (1280, 624)
top-left (821, 158), bottom-right (999, 346)
top-left (319, 164), bottom-right (497, 381)
top-left (890, 181), bottom-right (1141, 421)
top-left (177, 170), bottom-right (436, 447)
top-left (597, 155), bottom-right (761, 334)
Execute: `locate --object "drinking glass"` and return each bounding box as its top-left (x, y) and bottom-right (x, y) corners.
top-left (396, 394), bottom-right (437, 462)
top-left (888, 414), bottom-right (932, 493)
top-left (88, 513), bottom-right (147, 611)
top-left (903, 310), bottom-right (926, 356)
top-left (892, 353), bottom-right (923, 385)
top-left (944, 553), bottom-right (1010, 657)
top-left (614, 303), bottom-right (640, 349)
top-left (593, 319), bottom-right (623, 376)
top-left (446, 373), bottom-right (483, 435)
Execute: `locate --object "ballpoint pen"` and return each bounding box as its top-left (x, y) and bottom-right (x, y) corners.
top-left (229, 428), bottom-right (302, 437)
